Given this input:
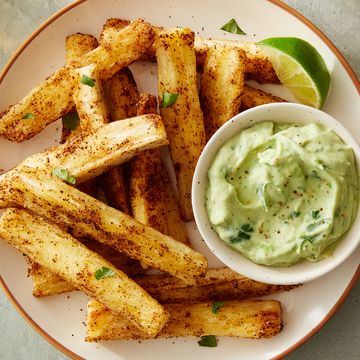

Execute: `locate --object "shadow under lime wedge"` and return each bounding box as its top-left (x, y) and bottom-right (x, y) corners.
top-left (257, 37), bottom-right (330, 109)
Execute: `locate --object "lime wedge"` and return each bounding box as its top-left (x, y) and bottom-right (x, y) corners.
top-left (257, 37), bottom-right (330, 108)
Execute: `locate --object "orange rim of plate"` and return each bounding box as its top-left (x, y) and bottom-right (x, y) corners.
top-left (0, 1), bottom-right (359, 359)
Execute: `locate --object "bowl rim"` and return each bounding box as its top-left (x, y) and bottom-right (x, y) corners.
top-left (192, 102), bottom-right (360, 285)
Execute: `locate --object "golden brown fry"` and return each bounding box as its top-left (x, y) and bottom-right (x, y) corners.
top-left (65, 33), bottom-right (99, 65)
top-left (62, 33), bottom-right (98, 143)
top-left (134, 267), bottom-right (298, 303)
top-left (71, 64), bottom-right (110, 133)
top-left (200, 45), bottom-right (246, 138)
top-left (86, 299), bottom-right (283, 341)
top-left (241, 84), bottom-right (286, 110)
top-left (24, 114), bottom-right (167, 183)
top-left (0, 19), bottom-right (155, 142)
top-left (0, 209), bottom-right (168, 336)
top-left (28, 238), bottom-right (145, 298)
top-left (195, 37), bottom-right (279, 84)
top-left (108, 67), bottom-right (140, 121)
top-left (157, 28), bottom-right (206, 221)
top-left (130, 93), bottom-right (190, 245)
top-left (101, 19), bottom-right (279, 84)
top-left (0, 167), bottom-right (208, 284)
top-left (98, 67), bottom-right (140, 214)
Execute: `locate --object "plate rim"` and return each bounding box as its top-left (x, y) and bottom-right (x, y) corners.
top-left (0, 1), bottom-right (359, 359)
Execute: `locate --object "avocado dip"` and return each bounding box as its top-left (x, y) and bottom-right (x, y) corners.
top-left (206, 121), bottom-right (359, 266)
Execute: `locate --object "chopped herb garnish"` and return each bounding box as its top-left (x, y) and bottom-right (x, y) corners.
top-left (301, 235), bottom-right (316, 242)
top-left (230, 230), bottom-right (251, 243)
top-left (52, 167), bottom-right (76, 185)
top-left (241, 223), bottom-right (254, 233)
top-left (312, 210), bottom-right (320, 219)
top-left (289, 211), bottom-right (300, 219)
top-left (211, 301), bottom-right (224, 314)
top-left (221, 18), bottom-right (246, 35)
top-left (310, 170), bottom-right (322, 180)
top-left (22, 113), bottom-right (35, 120)
top-left (62, 112), bottom-right (79, 130)
top-left (162, 92), bottom-right (179, 108)
top-left (230, 145), bottom-right (235, 150)
top-left (94, 267), bottom-right (115, 280)
top-left (81, 74), bottom-right (96, 87)
top-left (307, 222), bottom-right (318, 231)
top-left (198, 335), bottom-right (217, 347)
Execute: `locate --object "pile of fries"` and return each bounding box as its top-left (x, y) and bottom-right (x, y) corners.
top-left (0, 18), bottom-right (295, 344)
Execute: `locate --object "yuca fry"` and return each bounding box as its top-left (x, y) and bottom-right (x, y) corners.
top-left (108, 67), bottom-right (140, 121)
top-left (28, 33), bottom-right (100, 296)
top-left (99, 67), bottom-right (140, 214)
top-left (134, 267), bottom-right (298, 303)
top-left (24, 114), bottom-right (167, 183)
top-left (86, 299), bottom-right (282, 341)
top-left (27, 239), bottom-right (145, 298)
top-left (200, 46), bottom-right (246, 138)
top-left (72, 64), bottom-right (110, 133)
top-left (0, 19), bottom-right (155, 142)
top-left (101, 19), bottom-right (278, 84)
top-left (0, 167), bottom-right (208, 284)
top-left (25, 265), bottom-right (297, 299)
top-left (130, 94), bottom-right (190, 245)
top-left (0, 209), bottom-right (168, 336)
top-left (65, 33), bottom-right (99, 65)
top-left (62, 33), bottom-right (99, 143)
top-left (157, 28), bottom-right (206, 221)
top-left (195, 37), bottom-right (279, 84)
top-left (241, 84), bottom-right (286, 110)
top-left (0, 114), bottom-right (168, 209)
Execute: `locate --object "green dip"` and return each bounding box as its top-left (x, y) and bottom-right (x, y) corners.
top-left (206, 121), bottom-right (359, 266)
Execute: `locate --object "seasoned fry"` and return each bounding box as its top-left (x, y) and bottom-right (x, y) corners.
top-left (86, 299), bottom-right (283, 341)
top-left (130, 94), bottom-right (190, 245)
top-left (101, 19), bottom-right (279, 84)
top-left (0, 19), bottom-right (155, 142)
top-left (241, 84), bottom-right (286, 110)
top-left (0, 167), bottom-right (207, 284)
top-left (157, 28), bottom-right (206, 221)
top-left (108, 67), bottom-right (140, 121)
top-left (25, 114), bottom-right (167, 183)
top-left (195, 37), bottom-right (279, 84)
top-left (62, 33), bottom-right (98, 142)
top-left (0, 114), bottom-right (168, 209)
top-left (98, 67), bottom-right (140, 214)
top-left (134, 267), bottom-right (298, 303)
top-left (200, 46), bottom-right (246, 138)
top-left (71, 64), bottom-right (110, 133)
top-left (65, 33), bottom-right (99, 65)
top-left (28, 238), bottom-right (145, 298)
top-left (0, 209), bottom-right (168, 336)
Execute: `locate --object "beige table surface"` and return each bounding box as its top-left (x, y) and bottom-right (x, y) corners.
top-left (0, 0), bottom-right (359, 359)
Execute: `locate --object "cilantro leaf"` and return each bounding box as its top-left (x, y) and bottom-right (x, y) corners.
top-left (94, 267), bottom-right (115, 280)
top-left (312, 210), bottom-right (320, 219)
top-left (52, 167), bottom-right (76, 185)
top-left (81, 74), bottom-right (96, 87)
top-left (230, 230), bottom-right (251, 243)
top-left (62, 112), bottom-right (79, 130)
top-left (22, 113), bottom-right (35, 120)
top-left (162, 92), bottom-right (179, 108)
top-left (241, 223), bottom-right (254, 233)
top-left (212, 301), bottom-right (224, 314)
top-left (197, 335), bottom-right (217, 347)
top-left (289, 210), bottom-right (300, 219)
top-left (221, 18), bottom-right (246, 35)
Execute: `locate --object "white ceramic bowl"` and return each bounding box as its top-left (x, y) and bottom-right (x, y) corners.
top-left (192, 103), bottom-right (360, 285)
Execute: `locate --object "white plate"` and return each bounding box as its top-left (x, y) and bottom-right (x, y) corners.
top-left (0, 1), bottom-right (359, 359)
